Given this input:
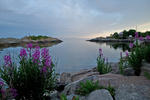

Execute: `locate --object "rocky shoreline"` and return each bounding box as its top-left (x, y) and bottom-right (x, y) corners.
top-left (0, 36), bottom-right (62, 49)
top-left (88, 38), bottom-right (150, 43)
top-left (51, 62), bottom-right (150, 100)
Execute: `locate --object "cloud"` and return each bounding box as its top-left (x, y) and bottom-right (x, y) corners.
top-left (0, 0), bottom-right (150, 38)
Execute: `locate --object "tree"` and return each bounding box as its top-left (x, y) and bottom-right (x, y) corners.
top-left (112, 32), bottom-right (119, 39)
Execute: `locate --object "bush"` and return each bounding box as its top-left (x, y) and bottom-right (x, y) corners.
top-left (143, 45), bottom-right (150, 63)
top-left (76, 80), bottom-right (115, 97)
top-left (144, 72), bottom-right (150, 80)
top-left (119, 52), bottom-right (129, 75)
top-left (0, 43), bottom-right (56, 100)
top-left (97, 49), bottom-right (112, 74)
top-left (127, 39), bottom-right (144, 76)
top-left (60, 94), bottom-right (79, 100)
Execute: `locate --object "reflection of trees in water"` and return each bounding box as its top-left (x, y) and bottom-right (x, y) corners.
top-left (89, 41), bottom-right (130, 52)
top-left (106, 42), bottom-right (130, 52)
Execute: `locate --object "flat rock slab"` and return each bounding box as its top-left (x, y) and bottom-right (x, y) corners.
top-left (115, 84), bottom-right (150, 100)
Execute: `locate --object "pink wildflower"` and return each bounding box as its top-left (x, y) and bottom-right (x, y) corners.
top-left (20, 48), bottom-right (27, 57)
top-left (129, 43), bottom-right (134, 48)
top-left (135, 32), bottom-right (139, 38)
top-left (146, 35), bottom-right (150, 40)
top-left (125, 51), bottom-right (129, 57)
top-left (32, 47), bottom-right (40, 63)
top-left (10, 88), bottom-right (18, 98)
top-left (4, 55), bottom-right (12, 66)
top-left (139, 36), bottom-right (143, 41)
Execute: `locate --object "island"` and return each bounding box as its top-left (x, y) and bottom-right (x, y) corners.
top-left (0, 35), bottom-right (62, 49)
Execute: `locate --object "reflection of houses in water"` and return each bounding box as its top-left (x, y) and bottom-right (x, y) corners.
top-left (105, 42), bottom-right (130, 52)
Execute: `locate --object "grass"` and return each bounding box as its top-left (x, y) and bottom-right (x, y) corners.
top-left (76, 80), bottom-right (115, 98)
top-left (60, 94), bottom-right (79, 100)
top-left (144, 72), bottom-right (150, 80)
top-left (97, 56), bottom-right (112, 74)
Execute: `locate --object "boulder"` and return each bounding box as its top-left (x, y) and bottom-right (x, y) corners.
top-left (115, 84), bottom-right (150, 100)
top-left (87, 89), bottom-right (113, 100)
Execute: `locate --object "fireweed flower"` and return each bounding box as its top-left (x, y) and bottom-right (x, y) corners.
top-left (99, 48), bottom-right (103, 57)
top-left (10, 88), bottom-right (18, 98)
top-left (0, 81), bottom-right (4, 86)
top-left (0, 89), bottom-right (5, 94)
top-left (139, 36), bottom-right (143, 41)
top-left (4, 55), bottom-right (12, 66)
top-left (146, 35), bottom-right (150, 40)
top-left (32, 47), bottom-right (40, 63)
top-left (44, 55), bottom-right (52, 67)
top-left (125, 51), bottom-right (129, 57)
top-left (20, 48), bottom-right (27, 57)
top-left (27, 43), bottom-right (33, 52)
top-left (27, 43), bottom-right (33, 49)
top-left (135, 32), bottom-right (139, 38)
top-left (120, 52), bottom-right (122, 58)
top-left (41, 66), bottom-right (47, 73)
top-left (129, 43), bottom-right (134, 48)
top-left (41, 48), bottom-right (49, 59)
top-left (41, 48), bottom-right (52, 67)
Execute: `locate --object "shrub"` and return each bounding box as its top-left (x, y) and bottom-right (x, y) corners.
top-left (97, 49), bottom-right (112, 74)
top-left (144, 72), bottom-right (150, 80)
top-left (76, 80), bottom-right (115, 97)
top-left (127, 37), bottom-right (144, 76)
top-left (0, 43), bottom-right (56, 100)
top-left (60, 94), bottom-right (67, 100)
top-left (143, 45), bottom-right (150, 63)
top-left (60, 94), bottom-right (79, 100)
top-left (119, 52), bottom-right (129, 75)
top-left (127, 47), bottom-right (143, 76)
top-left (76, 80), bottom-right (100, 96)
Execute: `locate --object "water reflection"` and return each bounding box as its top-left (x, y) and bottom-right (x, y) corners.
top-left (0, 38), bottom-right (128, 73)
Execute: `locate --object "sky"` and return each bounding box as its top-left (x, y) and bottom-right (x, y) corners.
top-left (0, 0), bottom-right (150, 39)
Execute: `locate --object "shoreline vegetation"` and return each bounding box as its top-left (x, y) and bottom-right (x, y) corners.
top-left (0, 35), bottom-right (62, 49)
top-left (88, 29), bottom-right (150, 43)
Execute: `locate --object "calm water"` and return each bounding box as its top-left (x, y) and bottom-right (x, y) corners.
top-left (0, 38), bottom-right (126, 74)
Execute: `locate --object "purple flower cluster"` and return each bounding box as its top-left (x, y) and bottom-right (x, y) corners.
top-left (99, 48), bottom-right (103, 57)
top-left (146, 35), bottom-right (150, 40)
top-left (0, 81), bottom-right (4, 86)
top-left (27, 43), bottom-right (33, 50)
top-left (139, 36), bottom-right (143, 41)
top-left (41, 66), bottom-right (47, 73)
top-left (20, 48), bottom-right (27, 57)
top-left (10, 88), bottom-right (18, 98)
top-left (125, 51), bottom-right (129, 57)
top-left (41, 48), bottom-right (52, 73)
top-left (4, 55), bottom-right (12, 67)
top-left (135, 32), bottom-right (139, 38)
top-left (0, 89), bottom-right (5, 95)
top-left (32, 46), bottom-right (40, 63)
top-left (129, 43), bottom-right (134, 48)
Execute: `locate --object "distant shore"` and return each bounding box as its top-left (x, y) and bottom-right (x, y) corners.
top-left (87, 37), bottom-right (150, 43)
top-left (0, 36), bottom-right (62, 49)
